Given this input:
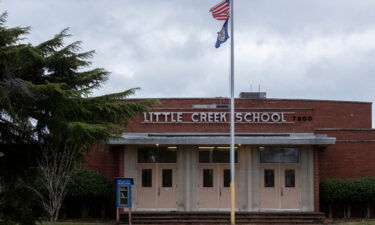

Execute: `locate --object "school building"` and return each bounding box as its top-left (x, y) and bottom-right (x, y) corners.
top-left (85, 92), bottom-right (375, 213)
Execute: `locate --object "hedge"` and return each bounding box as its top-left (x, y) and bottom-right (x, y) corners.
top-left (67, 168), bottom-right (111, 199)
top-left (320, 177), bottom-right (375, 203)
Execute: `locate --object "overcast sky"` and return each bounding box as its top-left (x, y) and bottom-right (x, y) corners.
top-left (2, 0), bottom-right (375, 127)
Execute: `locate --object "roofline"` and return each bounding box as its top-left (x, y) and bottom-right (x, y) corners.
top-left (316, 128), bottom-right (375, 131)
top-left (125, 97), bottom-right (372, 105)
top-left (108, 132), bottom-right (336, 146)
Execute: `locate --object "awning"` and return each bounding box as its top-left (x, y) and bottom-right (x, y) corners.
top-left (108, 133), bottom-right (336, 146)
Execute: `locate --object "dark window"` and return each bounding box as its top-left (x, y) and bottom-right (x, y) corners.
top-left (223, 169), bottom-right (230, 187)
top-left (203, 169), bottom-right (214, 187)
top-left (285, 169), bottom-right (295, 188)
top-left (119, 186), bottom-right (128, 205)
top-left (162, 169), bottom-right (172, 187)
top-left (199, 149), bottom-right (238, 163)
top-left (199, 150), bottom-right (214, 163)
top-left (158, 149), bottom-right (177, 163)
top-left (138, 147), bottom-right (177, 163)
top-left (264, 169), bottom-right (275, 187)
top-left (142, 169), bottom-right (152, 187)
top-left (138, 148), bottom-right (157, 163)
top-left (260, 147), bottom-right (299, 163)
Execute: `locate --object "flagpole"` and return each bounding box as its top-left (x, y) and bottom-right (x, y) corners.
top-left (229, 0), bottom-right (235, 224)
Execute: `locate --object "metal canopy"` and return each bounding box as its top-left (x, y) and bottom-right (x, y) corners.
top-left (109, 133), bottom-right (336, 146)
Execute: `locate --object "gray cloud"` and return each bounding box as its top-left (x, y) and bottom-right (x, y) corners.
top-left (3, 0), bottom-right (375, 127)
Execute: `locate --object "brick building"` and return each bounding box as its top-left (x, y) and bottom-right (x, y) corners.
top-left (85, 92), bottom-right (375, 213)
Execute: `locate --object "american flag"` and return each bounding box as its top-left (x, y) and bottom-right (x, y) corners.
top-left (209, 0), bottom-right (230, 21)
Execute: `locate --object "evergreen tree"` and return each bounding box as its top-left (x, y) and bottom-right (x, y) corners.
top-left (0, 12), bottom-right (154, 224)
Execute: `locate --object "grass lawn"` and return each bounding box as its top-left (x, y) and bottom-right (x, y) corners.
top-left (336, 220), bottom-right (375, 225)
top-left (39, 221), bottom-right (114, 225)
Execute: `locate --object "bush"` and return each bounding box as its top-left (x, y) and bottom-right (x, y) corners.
top-left (321, 177), bottom-right (375, 218)
top-left (67, 169), bottom-right (111, 199)
top-left (66, 168), bottom-right (112, 218)
top-left (321, 177), bottom-right (375, 203)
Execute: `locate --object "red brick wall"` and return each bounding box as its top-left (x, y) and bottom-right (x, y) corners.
top-left (123, 98), bottom-right (372, 134)
top-left (84, 143), bottom-right (120, 180)
top-left (316, 129), bottom-right (375, 179)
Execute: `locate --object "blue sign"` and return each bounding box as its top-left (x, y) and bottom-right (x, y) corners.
top-left (115, 178), bottom-right (133, 208)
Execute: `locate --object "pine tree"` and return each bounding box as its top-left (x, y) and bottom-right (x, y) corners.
top-left (0, 12), bottom-right (155, 224)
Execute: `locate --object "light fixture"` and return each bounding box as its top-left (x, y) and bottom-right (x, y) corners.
top-left (198, 146), bottom-right (215, 150)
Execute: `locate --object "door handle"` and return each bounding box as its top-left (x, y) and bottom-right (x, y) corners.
top-left (158, 187), bottom-right (160, 196)
top-left (281, 187), bottom-right (283, 196)
top-left (219, 187), bottom-right (222, 196)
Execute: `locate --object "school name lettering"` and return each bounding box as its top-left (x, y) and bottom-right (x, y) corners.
top-left (143, 112), bottom-right (291, 123)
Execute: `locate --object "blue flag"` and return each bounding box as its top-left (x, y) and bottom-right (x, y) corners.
top-left (215, 19), bottom-right (229, 48)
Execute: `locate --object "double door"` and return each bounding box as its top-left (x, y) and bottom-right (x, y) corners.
top-left (137, 163), bottom-right (177, 209)
top-left (198, 164), bottom-right (237, 209)
top-left (260, 164), bottom-right (300, 210)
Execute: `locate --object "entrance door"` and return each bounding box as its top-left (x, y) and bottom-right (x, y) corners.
top-left (198, 164), bottom-right (237, 209)
top-left (137, 163), bottom-right (177, 209)
top-left (198, 164), bottom-right (219, 209)
top-left (218, 165), bottom-right (231, 208)
top-left (280, 164), bottom-right (300, 209)
top-left (260, 164), bottom-right (280, 209)
top-left (157, 164), bottom-right (177, 208)
top-left (137, 164), bottom-right (157, 208)
top-left (260, 164), bottom-right (300, 210)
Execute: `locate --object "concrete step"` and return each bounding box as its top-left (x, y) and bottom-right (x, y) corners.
top-left (119, 212), bottom-right (325, 225)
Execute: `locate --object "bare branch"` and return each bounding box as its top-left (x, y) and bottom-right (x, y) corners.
top-left (27, 141), bottom-right (80, 222)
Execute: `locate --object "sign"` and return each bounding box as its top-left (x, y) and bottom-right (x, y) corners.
top-left (115, 178), bottom-right (133, 208)
top-left (143, 111), bottom-right (296, 124)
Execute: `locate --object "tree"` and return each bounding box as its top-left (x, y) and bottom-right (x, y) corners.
top-left (0, 12), bottom-right (155, 224)
top-left (28, 142), bottom-right (79, 222)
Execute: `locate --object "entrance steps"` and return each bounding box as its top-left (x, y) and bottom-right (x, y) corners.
top-left (119, 211), bottom-right (325, 224)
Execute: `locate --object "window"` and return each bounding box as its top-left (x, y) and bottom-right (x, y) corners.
top-left (264, 169), bottom-right (275, 187)
top-left (162, 169), bottom-right (172, 188)
top-left (199, 150), bottom-right (238, 163)
top-left (203, 169), bottom-right (214, 187)
top-left (142, 169), bottom-right (152, 187)
top-left (285, 169), bottom-right (295, 187)
top-left (223, 169), bottom-right (230, 187)
top-left (138, 147), bottom-right (177, 163)
top-left (260, 147), bottom-right (299, 163)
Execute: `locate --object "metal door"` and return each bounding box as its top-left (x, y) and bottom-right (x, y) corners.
top-left (260, 164), bottom-right (300, 210)
top-left (198, 164), bottom-right (219, 209)
top-left (260, 164), bottom-right (280, 209)
top-left (137, 164), bottom-right (157, 209)
top-left (280, 164), bottom-right (300, 209)
top-left (157, 164), bottom-right (177, 208)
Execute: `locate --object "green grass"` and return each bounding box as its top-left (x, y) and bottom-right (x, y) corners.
top-left (39, 222), bottom-right (113, 225)
top-left (337, 220), bottom-right (375, 225)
